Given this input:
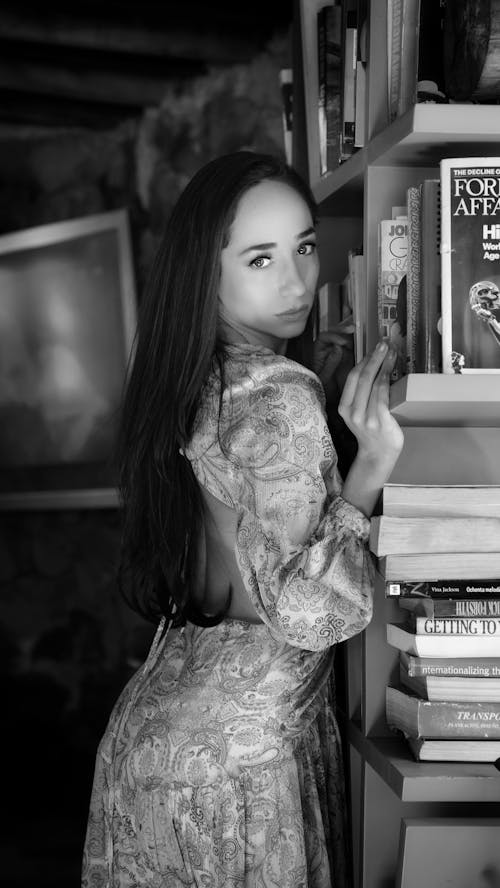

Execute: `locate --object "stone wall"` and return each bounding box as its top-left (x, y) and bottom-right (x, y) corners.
top-left (0, 33), bottom-right (289, 885)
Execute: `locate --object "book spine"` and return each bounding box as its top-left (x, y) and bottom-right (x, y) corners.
top-left (403, 656), bottom-right (500, 678)
top-left (418, 701), bottom-right (500, 738)
top-left (440, 155), bottom-right (500, 374)
top-left (417, 179), bottom-right (441, 372)
top-left (405, 184), bottom-right (421, 373)
top-left (279, 69), bottom-right (293, 166)
top-left (387, 0), bottom-right (403, 121)
top-left (397, 0), bottom-right (421, 116)
top-left (340, 8), bottom-right (357, 160)
top-left (386, 688), bottom-right (500, 738)
top-left (413, 616), bottom-right (500, 636)
top-left (385, 580), bottom-right (500, 598)
top-left (317, 7), bottom-right (328, 175)
top-left (377, 218), bottom-right (408, 378)
top-left (399, 597), bottom-right (500, 617)
top-left (325, 5), bottom-right (342, 170)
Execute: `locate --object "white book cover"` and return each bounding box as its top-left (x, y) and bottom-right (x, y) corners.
top-left (440, 156), bottom-right (500, 373)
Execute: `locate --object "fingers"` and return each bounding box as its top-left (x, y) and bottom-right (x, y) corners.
top-left (338, 340), bottom-right (390, 413)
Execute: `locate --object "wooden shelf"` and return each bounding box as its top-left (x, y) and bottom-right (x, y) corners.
top-left (313, 104), bottom-right (500, 214)
top-left (389, 373), bottom-right (500, 427)
top-left (368, 104), bottom-right (500, 168)
top-left (348, 723), bottom-right (500, 802)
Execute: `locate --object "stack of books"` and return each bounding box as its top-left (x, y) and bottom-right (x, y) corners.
top-left (370, 482), bottom-right (500, 762)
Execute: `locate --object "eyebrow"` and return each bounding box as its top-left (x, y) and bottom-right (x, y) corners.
top-left (238, 226), bottom-right (316, 256)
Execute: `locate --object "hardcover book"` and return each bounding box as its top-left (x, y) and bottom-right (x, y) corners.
top-left (317, 4), bottom-right (342, 174)
top-left (405, 184), bottom-right (421, 373)
top-left (399, 667), bottom-right (500, 702)
top-left (408, 616), bottom-right (500, 636)
top-left (386, 580), bottom-right (500, 600)
top-left (386, 685), bottom-right (500, 738)
top-left (398, 596), bottom-right (500, 617)
top-left (407, 737), bottom-right (500, 762)
top-left (386, 622), bottom-right (500, 657)
top-left (440, 156), bottom-right (500, 373)
top-left (370, 515), bottom-right (500, 557)
top-left (417, 178), bottom-right (441, 373)
top-left (377, 217), bottom-right (408, 378)
top-left (379, 552), bottom-right (500, 583)
top-left (382, 483), bottom-right (500, 518)
top-left (400, 651), bottom-right (500, 679)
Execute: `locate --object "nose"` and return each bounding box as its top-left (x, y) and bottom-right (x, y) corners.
top-left (280, 257), bottom-right (307, 299)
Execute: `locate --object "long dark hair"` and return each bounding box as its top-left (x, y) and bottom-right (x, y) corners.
top-left (117, 151), bottom-right (317, 626)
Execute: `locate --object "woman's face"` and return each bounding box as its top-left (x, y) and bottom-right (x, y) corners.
top-left (218, 179), bottom-right (319, 351)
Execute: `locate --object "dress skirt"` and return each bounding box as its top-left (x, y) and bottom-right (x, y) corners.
top-left (82, 619), bottom-right (350, 888)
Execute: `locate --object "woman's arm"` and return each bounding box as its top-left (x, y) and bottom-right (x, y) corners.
top-left (339, 341), bottom-right (404, 517)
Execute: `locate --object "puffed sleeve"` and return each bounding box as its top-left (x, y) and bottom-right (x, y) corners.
top-left (189, 355), bottom-right (374, 652)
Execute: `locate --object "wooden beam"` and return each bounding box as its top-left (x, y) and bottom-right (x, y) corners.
top-left (0, 56), bottom-right (200, 107)
top-left (0, 8), bottom-right (264, 64)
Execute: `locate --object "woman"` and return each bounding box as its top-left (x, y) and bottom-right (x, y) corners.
top-left (82, 151), bottom-right (403, 887)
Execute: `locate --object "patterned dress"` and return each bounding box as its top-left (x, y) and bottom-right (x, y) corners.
top-left (82, 343), bottom-right (374, 888)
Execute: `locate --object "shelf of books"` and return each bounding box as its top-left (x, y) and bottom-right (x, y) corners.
top-left (348, 726), bottom-right (500, 803)
top-left (313, 104), bottom-right (500, 212)
top-left (294, 0), bottom-right (500, 884)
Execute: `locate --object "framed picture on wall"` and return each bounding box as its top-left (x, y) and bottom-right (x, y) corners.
top-left (0, 209), bottom-right (138, 509)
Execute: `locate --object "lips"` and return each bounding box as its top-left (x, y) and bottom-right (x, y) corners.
top-left (276, 305), bottom-right (310, 318)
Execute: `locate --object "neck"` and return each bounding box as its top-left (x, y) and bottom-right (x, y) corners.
top-left (218, 319), bottom-right (287, 354)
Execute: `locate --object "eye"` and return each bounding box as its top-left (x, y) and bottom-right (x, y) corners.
top-left (250, 255), bottom-right (271, 268)
top-left (297, 241), bottom-right (316, 256)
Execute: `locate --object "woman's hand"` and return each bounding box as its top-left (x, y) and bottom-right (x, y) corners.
top-left (338, 339), bottom-right (405, 517)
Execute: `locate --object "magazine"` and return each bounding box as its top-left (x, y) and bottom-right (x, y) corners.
top-left (441, 156), bottom-right (500, 373)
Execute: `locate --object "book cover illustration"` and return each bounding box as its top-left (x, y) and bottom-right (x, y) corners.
top-left (441, 157), bottom-right (500, 373)
top-left (377, 217), bottom-right (408, 379)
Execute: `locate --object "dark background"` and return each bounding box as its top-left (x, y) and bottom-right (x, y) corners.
top-left (0, 2), bottom-right (293, 884)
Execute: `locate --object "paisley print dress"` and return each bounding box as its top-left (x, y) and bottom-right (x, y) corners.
top-left (82, 344), bottom-right (375, 888)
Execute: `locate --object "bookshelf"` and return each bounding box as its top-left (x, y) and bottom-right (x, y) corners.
top-left (294, 2), bottom-right (500, 886)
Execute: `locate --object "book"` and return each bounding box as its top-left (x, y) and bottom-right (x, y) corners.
top-left (407, 737), bottom-right (500, 762)
top-left (386, 579), bottom-right (500, 599)
top-left (408, 616), bottom-right (500, 637)
top-left (396, 0), bottom-right (421, 117)
top-left (386, 685), bottom-right (500, 738)
top-left (387, 622), bottom-right (500, 657)
top-left (398, 596), bottom-right (500, 617)
top-left (317, 280), bottom-right (342, 332)
top-left (382, 483), bottom-right (500, 518)
top-left (400, 651), bottom-right (500, 678)
top-left (377, 216), bottom-right (408, 378)
top-left (353, 3), bottom-right (367, 148)
top-left (370, 514), bottom-right (500, 557)
top-left (440, 156), bottom-right (500, 374)
top-left (348, 247), bottom-right (365, 361)
top-left (317, 4), bottom-right (342, 174)
top-left (340, 5), bottom-right (358, 160)
top-left (405, 184), bottom-right (421, 373)
top-left (279, 68), bottom-right (293, 166)
top-left (380, 552), bottom-right (500, 582)
top-left (416, 178), bottom-right (441, 373)
top-left (400, 666), bottom-right (500, 702)
top-left (387, 0), bottom-right (403, 122)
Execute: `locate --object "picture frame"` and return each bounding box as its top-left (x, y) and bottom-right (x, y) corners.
top-left (0, 209), bottom-right (138, 509)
